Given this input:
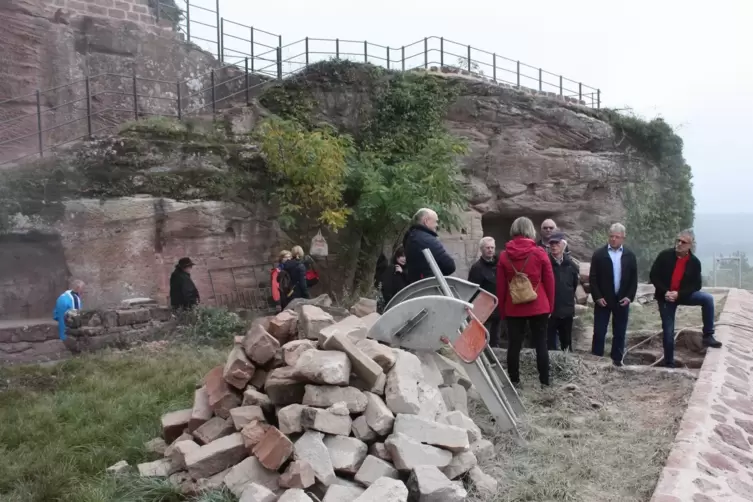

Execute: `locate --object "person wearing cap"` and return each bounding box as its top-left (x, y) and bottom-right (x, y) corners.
top-left (170, 257), bottom-right (200, 311)
top-left (546, 232), bottom-right (580, 351)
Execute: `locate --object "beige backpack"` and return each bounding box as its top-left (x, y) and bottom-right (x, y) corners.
top-left (505, 253), bottom-right (539, 305)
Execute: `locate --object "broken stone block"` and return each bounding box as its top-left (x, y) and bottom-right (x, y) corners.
top-left (280, 459), bottom-right (316, 489)
top-left (165, 432), bottom-right (193, 458)
top-left (294, 431), bottom-right (336, 486)
top-left (169, 440), bottom-right (201, 470)
top-left (230, 405), bottom-right (266, 431)
top-left (355, 339), bottom-right (396, 371)
top-left (239, 482), bottom-right (277, 502)
top-left (223, 345), bottom-right (256, 390)
top-left (253, 426), bottom-right (294, 470)
top-left (324, 435), bottom-right (369, 475)
top-left (189, 387), bottom-right (213, 432)
top-left (441, 450), bottom-right (477, 479)
top-left (442, 411), bottom-right (482, 443)
top-left (242, 387), bottom-right (273, 412)
top-left (351, 371), bottom-right (387, 396)
top-left (224, 457), bottom-right (280, 497)
top-left (323, 333), bottom-right (383, 388)
top-left (416, 351), bottom-right (444, 388)
top-left (265, 367), bottom-right (307, 406)
top-left (185, 433), bottom-right (247, 480)
top-left (354, 476), bottom-right (408, 501)
top-left (295, 349), bottom-right (351, 386)
top-left (350, 298), bottom-right (377, 317)
top-left (268, 309), bottom-right (299, 343)
top-left (301, 406), bottom-right (352, 436)
top-left (328, 402), bottom-right (350, 416)
top-left (319, 315), bottom-right (368, 346)
top-left (193, 416), bottom-right (235, 445)
top-left (106, 460), bottom-right (130, 474)
top-left (300, 305), bottom-right (335, 340)
top-left (392, 414), bottom-right (469, 452)
top-left (278, 489), bottom-right (315, 502)
top-left (417, 382), bottom-right (448, 421)
top-left (283, 339), bottom-right (318, 366)
top-left (145, 437), bottom-right (168, 455)
top-left (322, 484), bottom-right (366, 502)
top-left (278, 403), bottom-right (306, 435)
top-left (368, 442), bottom-right (391, 462)
top-left (364, 392), bottom-right (395, 436)
top-left (407, 465), bottom-right (466, 501)
top-left (302, 385), bottom-right (368, 413)
top-left (161, 408), bottom-right (193, 443)
top-left (468, 465), bottom-right (498, 496)
top-left (385, 351), bottom-right (424, 415)
top-left (353, 455), bottom-right (399, 487)
top-left (138, 457), bottom-right (177, 477)
top-left (432, 354), bottom-right (472, 390)
top-left (440, 384), bottom-right (468, 415)
top-left (352, 415), bottom-right (378, 442)
top-left (243, 324), bottom-right (281, 366)
top-left (240, 419), bottom-right (271, 451)
top-left (204, 366), bottom-right (242, 419)
top-left (384, 433), bottom-right (452, 471)
top-left (194, 468), bottom-right (230, 492)
top-left (575, 284), bottom-right (588, 305)
top-left (250, 368), bottom-right (268, 390)
top-left (470, 439), bottom-right (494, 463)
top-left (116, 308), bottom-right (151, 326)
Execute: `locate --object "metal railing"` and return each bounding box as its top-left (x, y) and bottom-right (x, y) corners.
top-left (0, 0), bottom-right (601, 166)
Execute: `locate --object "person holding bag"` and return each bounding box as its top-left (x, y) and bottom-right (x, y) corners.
top-left (496, 217), bottom-right (555, 387)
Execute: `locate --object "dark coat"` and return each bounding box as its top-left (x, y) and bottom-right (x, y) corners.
top-left (381, 260), bottom-right (409, 306)
top-left (469, 256), bottom-right (499, 320)
top-left (496, 237), bottom-right (555, 319)
top-left (588, 245), bottom-right (638, 308)
top-left (649, 248), bottom-right (703, 302)
top-left (550, 254), bottom-right (580, 318)
top-left (403, 224), bottom-right (456, 284)
top-left (281, 258), bottom-right (309, 304)
top-left (170, 267), bottom-right (200, 309)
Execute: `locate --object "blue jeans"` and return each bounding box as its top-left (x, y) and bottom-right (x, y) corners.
top-left (658, 291), bottom-right (715, 365)
top-left (592, 303), bottom-right (630, 363)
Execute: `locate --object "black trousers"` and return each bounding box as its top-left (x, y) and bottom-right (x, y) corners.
top-left (547, 316), bottom-right (574, 351)
top-left (485, 315), bottom-right (502, 348)
top-left (506, 314), bottom-right (550, 385)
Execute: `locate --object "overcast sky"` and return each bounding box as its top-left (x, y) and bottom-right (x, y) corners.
top-left (187, 0), bottom-right (752, 215)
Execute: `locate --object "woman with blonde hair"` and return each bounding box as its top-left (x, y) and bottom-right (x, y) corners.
top-left (278, 245), bottom-right (309, 309)
top-left (271, 250), bottom-right (292, 310)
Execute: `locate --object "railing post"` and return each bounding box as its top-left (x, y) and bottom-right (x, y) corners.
top-left (276, 47), bottom-right (282, 79)
top-left (219, 17), bottom-right (224, 63)
top-left (185, 1), bottom-right (190, 41)
top-left (597, 89), bottom-right (601, 109)
top-left (85, 77), bottom-right (93, 137)
top-left (364, 41), bottom-right (368, 63)
top-left (250, 28), bottom-right (255, 72)
top-left (35, 89), bottom-right (43, 157)
top-left (132, 70), bottom-right (138, 119)
top-left (215, 0), bottom-right (221, 61)
top-left (305, 37), bottom-right (309, 66)
top-left (578, 83), bottom-right (582, 102)
top-left (245, 57), bottom-right (250, 105)
top-left (440, 37), bottom-right (444, 68)
top-left (516, 60), bottom-right (520, 88)
top-left (210, 69), bottom-right (216, 116)
top-left (467, 45), bottom-right (471, 72)
top-left (424, 37), bottom-right (428, 69)
top-left (176, 81), bottom-right (182, 120)
top-left (386, 47), bottom-right (390, 70)
top-left (336, 38), bottom-right (340, 59)
top-left (492, 53), bottom-right (496, 82)
top-left (401, 46), bottom-right (405, 71)
top-left (538, 68), bottom-right (542, 91)
top-left (559, 75), bottom-right (563, 96)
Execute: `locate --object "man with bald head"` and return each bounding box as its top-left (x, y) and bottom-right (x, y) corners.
top-left (403, 208), bottom-right (456, 284)
top-left (538, 219), bottom-right (571, 255)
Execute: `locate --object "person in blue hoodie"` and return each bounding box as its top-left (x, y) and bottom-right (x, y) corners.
top-left (53, 279), bottom-right (85, 341)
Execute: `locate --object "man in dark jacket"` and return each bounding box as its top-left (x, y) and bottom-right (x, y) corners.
top-left (589, 223), bottom-right (638, 366)
top-left (650, 229), bottom-right (722, 367)
top-left (468, 236), bottom-right (501, 347)
top-left (280, 247), bottom-right (309, 310)
top-left (547, 233), bottom-right (580, 351)
top-left (170, 257), bottom-right (200, 310)
top-left (403, 208), bottom-right (456, 284)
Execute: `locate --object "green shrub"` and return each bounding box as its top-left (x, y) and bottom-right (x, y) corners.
top-left (176, 306), bottom-right (246, 346)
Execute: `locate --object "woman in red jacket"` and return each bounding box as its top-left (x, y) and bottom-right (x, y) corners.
top-left (496, 217), bottom-right (555, 387)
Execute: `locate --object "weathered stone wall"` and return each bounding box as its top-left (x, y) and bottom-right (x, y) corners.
top-left (51, 0), bottom-right (165, 25)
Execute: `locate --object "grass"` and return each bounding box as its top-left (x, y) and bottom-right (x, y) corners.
top-left (467, 351), bottom-right (695, 502)
top-left (0, 343), bottom-right (225, 502)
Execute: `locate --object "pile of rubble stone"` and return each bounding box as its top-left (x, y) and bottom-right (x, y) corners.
top-left (110, 296), bottom-right (499, 501)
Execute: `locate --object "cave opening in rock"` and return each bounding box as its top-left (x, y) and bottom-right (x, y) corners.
top-left (481, 212), bottom-right (560, 249)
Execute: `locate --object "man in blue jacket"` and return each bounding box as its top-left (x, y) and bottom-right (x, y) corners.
top-left (403, 208), bottom-right (456, 284)
top-left (53, 279), bottom-right (85, 341)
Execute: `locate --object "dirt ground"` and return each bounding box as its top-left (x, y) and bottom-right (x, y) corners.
top-left (468, 351), bottom-right (695, 502)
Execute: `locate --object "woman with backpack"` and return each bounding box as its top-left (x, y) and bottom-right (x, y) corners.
top-left (496, 217), bottom-right (555, 388)
top-left (278, 245), bottom-right (309, 309)
top-left (271, 250), bottom-right (292, 311)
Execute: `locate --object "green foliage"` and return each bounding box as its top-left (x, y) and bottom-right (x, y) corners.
top-left (176, 306), bottom-right (246, 346)
top-left (256, 117), bottom-right (352, 230)
top-left (259, 84), bottom-right (316, 126)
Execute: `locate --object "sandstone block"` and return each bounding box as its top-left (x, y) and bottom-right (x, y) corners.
top-left (328, 402), bottom-right (350, 416)
top-left (407, 465), bottom-right (466, 501)
top-left (354, 476), bottom-right (408, 501)
top-left (242, 387), bottom-right (273, 412)
top-left (116, 308), bottom-right (151, 326)
top-left (323, 484), bottom-right (366, 502)
top-left (364, 392), bottom-right (395, 436)
top-left (278, 489), bottom-right (314, 502)
top-left (230, 405), bottom-right (266, 431)
top-left (283, 339), bottom-right (318, 366)
top-left (193, 416), bottom-right (234, 445)
top-left (324, 435), bottom-right (369, 475)
top-left (250, 368), bottom-right (268, 390)
top-left (393, 414), bottom-right (469, 452)
top-left (300, 305), bottom-right (335, 340)
top-left (294, 431), bottom-right (336, 486)
top-left (278, 403), bottom-right (306, 435)
top-left (323, 333), bottom-right (383, 387)
top-left (301, 406), bottom-right (352, 436)
top-left (165, 432), bottom-right (193, 457)
top-left (318, 315), bottom-right (367, 345)
top-left (352, 415), bottom-right (378, 442)
top-left (189, 386), bottom-right (213, 432)
top-left (138, 457), bottom-right (176, 477)
top-left (302, 385), bottom-right (368, 413)
top-left (355, 339), bottom-right (396, 371)
top-left (223, 455), bottom-right (280, 497)
top-left (385, 351), bottom-right (424, 414)
top-left (280, 459), bottom-right (316, 489)
top-left (442, 411), bottom-right (482, 443)
top-left (241, 419), bottom-right (271, 451)
top-left (431, 354), bottom-right (472, 390)
top-left (384, 433), bottom-right (452, 471)
top-left (369, 442), bottom-right (391, 462)
top-left (268, 309), bottom-right (299, 343)
top-left (468, 466), bottom-right (498, 496)
top-left (575, 284), bottom-right (588, 305)
top-left (204, 365), bottom-right (242, 419)
top-left (239, 483), bottom-right (277, 502)
top-left (353, 455), bottom-right (399, 487)
top-left (145, 437), bottom-right (168, 455)
top-left (106, 460), bottom-right (129, 473)
top-left (169, 440), bottom-right (200, 470)
top-left (360, 312), bottom-right (380, 330)
top-left (223, 345), bottom-right (256, 390)
top-left (161, 408), bottom-right (193, 443)
top-left (265, 367), bottom-right (306, 406)
top-left (416, 351), bottom-right (444, 388)
top-left (295, 349), bottom-right (351, 386)
top-left (351, 371), bottom-right (387, 396)
top-left (253, 426), bottom-right (294, 470)
top-left (150, 306), bottom-right (173, 322)
top-left (350, 298), bottom-right (377, 317)
top-left (470, 439), bottom-right (494, 463)
top-left (243, 324), bottom-right (281, 366)
top-left (441, 450), bottom-right (477, 479)
top-left (185, 433), bottom-right (247, 480)
top-left (195, 468), bottom-right (231, 492)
